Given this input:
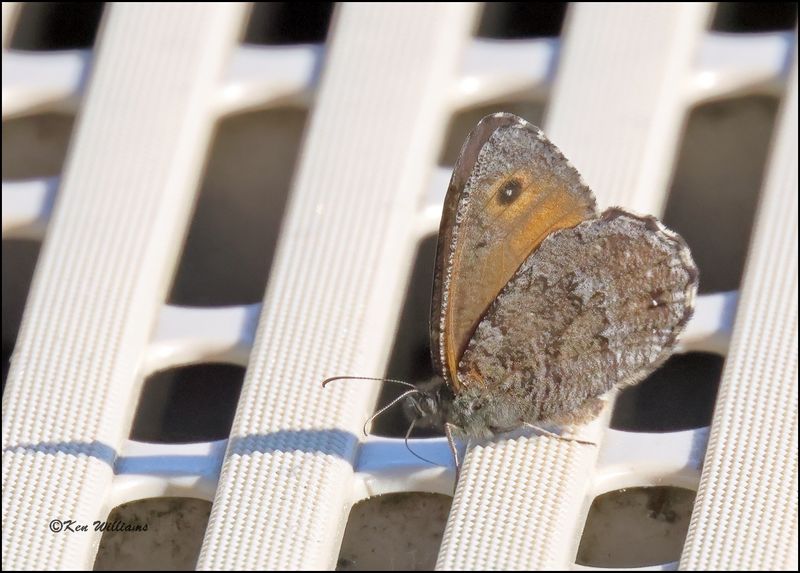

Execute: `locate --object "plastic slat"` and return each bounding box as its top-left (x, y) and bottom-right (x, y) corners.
top-left (1, 4), bottom-right (247, 569)
top-left (195, 4), bottom-right (478, 570)
top-left (680, 45), bottom-right (798, 572)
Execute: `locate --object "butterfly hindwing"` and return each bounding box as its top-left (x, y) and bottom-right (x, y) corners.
top-left (451, 209), bottom-right (698, 432)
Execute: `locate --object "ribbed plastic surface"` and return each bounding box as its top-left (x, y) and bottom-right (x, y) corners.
top-left (436, 5), bottom-right (713, 570)
top-left (1, 4), bottom-right (246, 569)
top-left (546, 3), bottom-right (713, 213)
top-left (680, 48), bottom-right (798, 571)
top-left (438, 436), bottom-right (598, 570)
top-left (196, 4), bottom-right (478, 570)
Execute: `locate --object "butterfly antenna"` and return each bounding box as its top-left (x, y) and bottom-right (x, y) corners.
top-left (404, 418), bottom-right (437, 466)
top-left (361, 389), bottom-right (420, 437)
top-left (322, 375), bottom-right (418, 390)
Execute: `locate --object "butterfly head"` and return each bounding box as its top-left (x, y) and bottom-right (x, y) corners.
top-left (404, 378), bottom-right (453, 431)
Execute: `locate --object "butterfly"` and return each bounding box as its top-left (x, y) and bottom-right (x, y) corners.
top-left (326, 113), bottom-right (698, 465)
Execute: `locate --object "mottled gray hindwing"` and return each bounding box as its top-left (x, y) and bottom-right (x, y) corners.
top-left (449, 209), bottom-right (698, 436)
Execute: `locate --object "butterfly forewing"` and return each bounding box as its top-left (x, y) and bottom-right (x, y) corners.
top-left (431, 113), bottom-right (598, 390)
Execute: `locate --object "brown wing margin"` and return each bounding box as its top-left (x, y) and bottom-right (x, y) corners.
top-left (429, 115), bottom-right (520, 388)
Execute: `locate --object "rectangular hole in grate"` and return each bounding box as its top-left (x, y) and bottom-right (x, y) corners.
top-left (93, 498), bottom-right (211, 571)
top-left (662, 96), bottom-right (781, 294)
top-left (477, 2), bottom-right (568, 39)
top-left (9, 2), bottom-right (105, 50)
top-left (243, 2), bottom-right (335, 45)
top-left (2, 114), bottom-right (76, 179)
top-left (611, 352), bottom-right (724, 432)
top-left (1, 239), bottom-right (42, 392)
top-left (576, 486), bottom-right (696, 568)
top-left (337, 493), bottom-right (452, 572)
top-left (167, 109), bottom-right (308, 306)
top-left (130, 364), bottom-right (245, 444)
top-left (711, 2), bottom-right (798, 32)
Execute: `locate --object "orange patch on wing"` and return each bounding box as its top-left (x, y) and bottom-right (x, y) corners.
top-left (443, 171), bottom-right (594, 390)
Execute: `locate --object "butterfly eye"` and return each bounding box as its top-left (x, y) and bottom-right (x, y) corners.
top-left (497, 178), bottom-right (523, 205)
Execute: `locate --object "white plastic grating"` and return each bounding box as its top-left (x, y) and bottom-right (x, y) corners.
top-left (680, 46), bottom-right (799, 571)
top-left (2, 2), bottom-right (797, 571)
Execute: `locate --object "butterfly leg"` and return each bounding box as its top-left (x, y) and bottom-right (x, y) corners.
top-left (522, 423), bottom-right (596, 446)
top-left (445, 423), bottom-right (461, 480)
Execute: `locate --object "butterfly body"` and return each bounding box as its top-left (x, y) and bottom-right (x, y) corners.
top-left (419, 113), bottom-right (698, 441)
